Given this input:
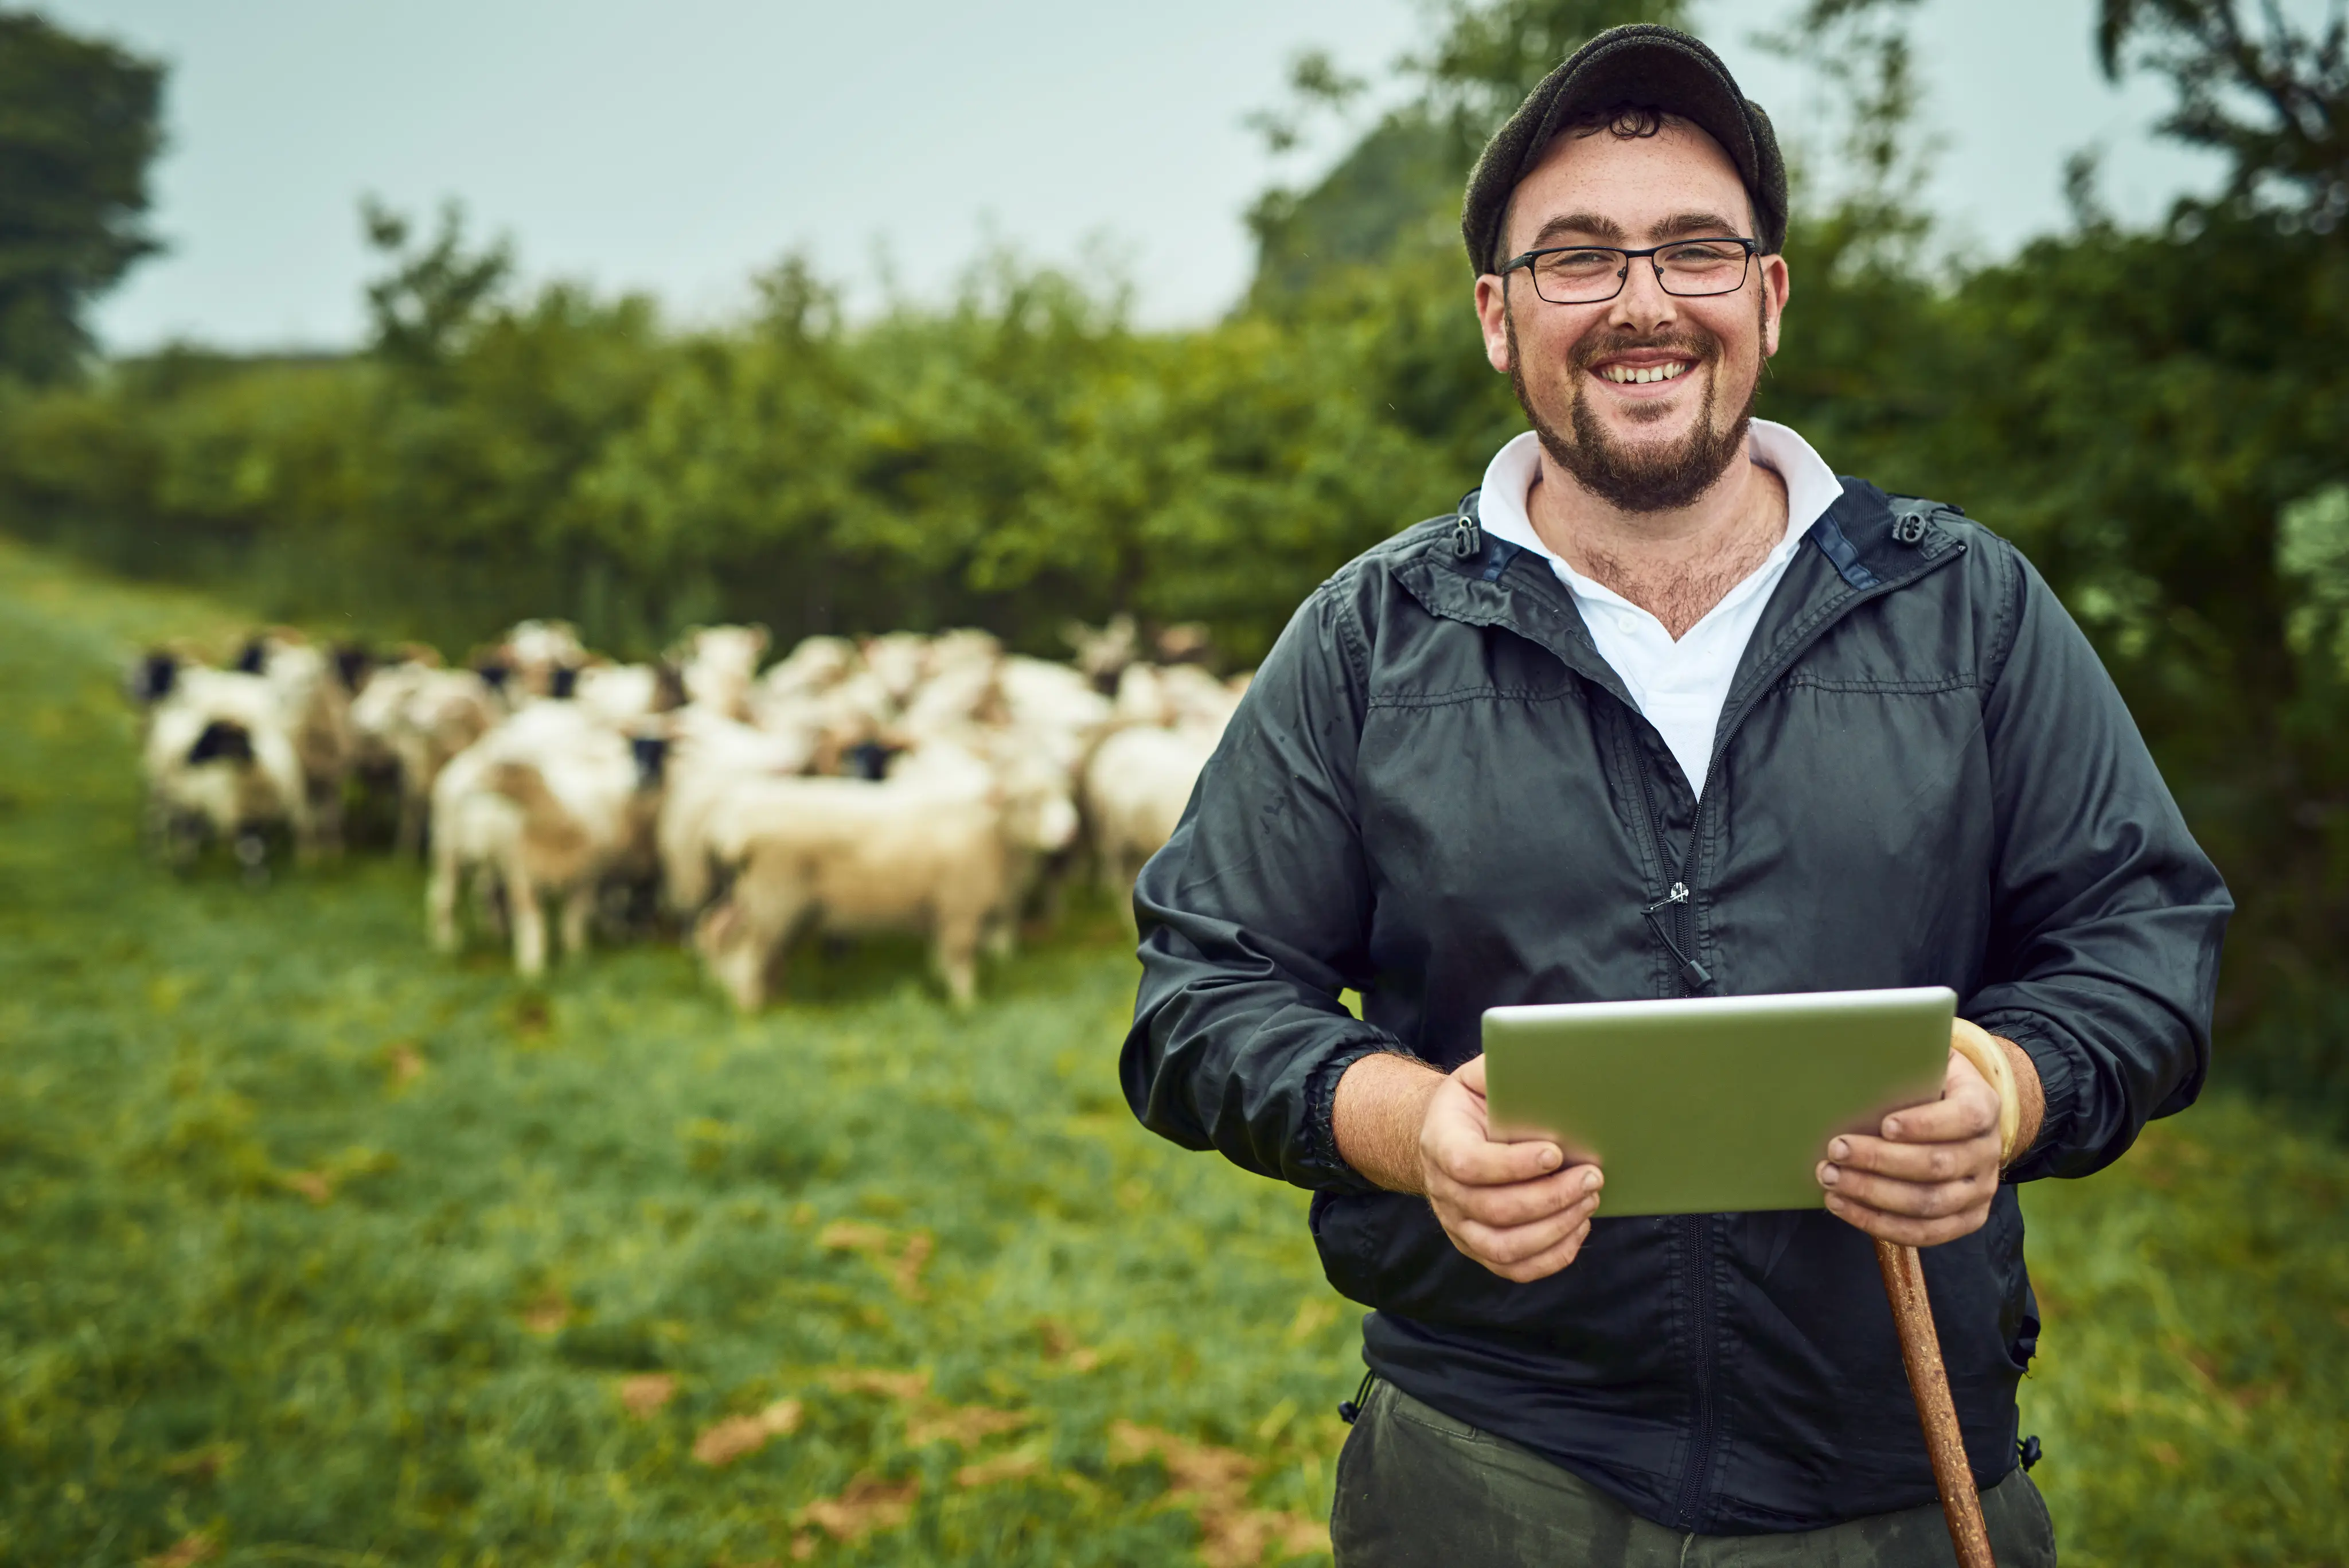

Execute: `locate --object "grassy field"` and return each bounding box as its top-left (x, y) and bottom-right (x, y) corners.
top-left (1, 537), bottom-right (2343, 1567)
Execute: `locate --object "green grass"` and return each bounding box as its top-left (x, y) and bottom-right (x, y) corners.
top-left (1, 536), bottom-right (2343, 1567)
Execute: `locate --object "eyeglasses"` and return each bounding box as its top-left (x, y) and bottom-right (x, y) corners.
top-left (1499, 237), bottom-right (1759, 305)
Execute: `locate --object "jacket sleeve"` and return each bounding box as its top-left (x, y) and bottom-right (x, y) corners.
top-left (1119, 583), bottom-right (1408, 1194)
top-left (1965, 544), bottom-right (2233, 1181)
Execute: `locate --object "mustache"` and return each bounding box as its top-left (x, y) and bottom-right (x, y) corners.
top-left (1569, 329), bottom-right (1723, 375)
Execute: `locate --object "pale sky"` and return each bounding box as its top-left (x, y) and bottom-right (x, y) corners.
top-left (44, 0), bottom-right (2218, 353)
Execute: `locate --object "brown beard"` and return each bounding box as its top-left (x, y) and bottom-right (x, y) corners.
top-left (1505, 299), bottom-right (1759, 514)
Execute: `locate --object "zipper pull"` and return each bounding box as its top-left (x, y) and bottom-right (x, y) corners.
top-left (1639, 883), bottom-right (1713, 990)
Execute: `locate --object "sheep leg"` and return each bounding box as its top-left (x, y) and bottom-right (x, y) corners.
top-left (696, 896), bottom-right (774, 1011)
top-left (559, 883), bottom-right (594, 958)
top-left (933, 904), bottom-right (986, 1007)
top-left (982, 914), bottom-right (1016, 962)
top-left (505, 849), bottom-right (548, 977)
top-left (427, 839), bottom-right (463, 954)
top-left (697, 851), bottom-right (810, 1011)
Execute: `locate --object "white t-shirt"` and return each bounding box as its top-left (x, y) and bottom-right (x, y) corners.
top-left (1473, 419), bottom-right (1844, 795)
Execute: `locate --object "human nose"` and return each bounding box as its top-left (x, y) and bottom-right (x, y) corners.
top-left (1606, 255), bottom-right (1679, 334)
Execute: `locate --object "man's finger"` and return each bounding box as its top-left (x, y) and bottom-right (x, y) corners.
top-left (1429, 1129), bottom-right (1568, 1187)
top-left (1470, 1216), bottom-right (1596, 1284)
top-left (1431, 1162), bottom-right (1602, 1228)
top-left (1878, 1086), bottom-right (1997, 1144)
top-left (1817, 1160), bottom-right (1987, 1220)
top-left (1447, 1190), bottom-right (1602, 1266)
top-left (1826, 1132), bottom-right (1996, 1185)
top-left (1824, 1192), bottom-right (1986, 1249)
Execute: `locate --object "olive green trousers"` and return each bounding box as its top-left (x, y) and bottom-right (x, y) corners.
top-left (1332, 1380), bottom-right (2058, 1567)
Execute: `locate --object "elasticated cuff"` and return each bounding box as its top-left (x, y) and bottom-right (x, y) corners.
top-left (1973, 1011), bottom-right (2083, 1183)
top-left (1301, 1036), bottom-right (1419, 1193)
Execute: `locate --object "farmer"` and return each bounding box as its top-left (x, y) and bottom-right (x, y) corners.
top-left (1120, 22), bottom-right (2230, 1566)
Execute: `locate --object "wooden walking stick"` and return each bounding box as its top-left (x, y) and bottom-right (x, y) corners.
top-left (1876, 1238), bottom-right (1996, 1568)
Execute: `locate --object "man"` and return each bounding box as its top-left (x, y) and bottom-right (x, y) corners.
top-left (1120, 22), bottom-right (2230, 1567)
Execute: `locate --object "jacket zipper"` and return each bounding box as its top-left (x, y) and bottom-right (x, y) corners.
top-left (1670, 1212), bottom-right (1719, 1531)
top-left (1618, 541), bottom-right (1968, 1534)
top-left (1629, 760), bottom-right (1708, 993)
top-left (1622, 717), bottom-right (1724, 1533)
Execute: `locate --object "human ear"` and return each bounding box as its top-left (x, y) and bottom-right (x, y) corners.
top-left (1475, 274), bottom-right (1512, 373)
top-left (1759, 254), bottom-right (1790, 360)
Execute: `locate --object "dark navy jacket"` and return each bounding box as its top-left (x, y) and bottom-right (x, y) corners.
top-left (1121, 480), bottom-right (2230, 1533)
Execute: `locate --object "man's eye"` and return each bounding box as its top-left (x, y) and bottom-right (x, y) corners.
top-left (1539, 250), bottom-right (1620, 275)
top-left (1659, 243), bottom-right (1742, 266)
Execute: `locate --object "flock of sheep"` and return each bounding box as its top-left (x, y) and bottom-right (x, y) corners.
top-left (125, 616), bottom-right (1248, 1007)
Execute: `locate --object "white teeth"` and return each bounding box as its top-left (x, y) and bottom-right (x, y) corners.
top-left (1602, 361), bottom-right (1690, 384)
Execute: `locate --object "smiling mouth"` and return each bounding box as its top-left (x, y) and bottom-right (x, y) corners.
top-left (1597, 360), bottom-right (1694, 385)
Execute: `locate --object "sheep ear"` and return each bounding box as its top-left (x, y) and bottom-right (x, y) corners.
top-left (748, 623), bottom-right (771, 652)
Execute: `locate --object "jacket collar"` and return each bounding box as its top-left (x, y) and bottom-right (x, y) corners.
top-left (1390, 477), bottom-right (1966, 712)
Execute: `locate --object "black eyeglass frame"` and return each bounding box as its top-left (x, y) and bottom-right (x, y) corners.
top-left (1498, 236), bottom-right (1761, 304)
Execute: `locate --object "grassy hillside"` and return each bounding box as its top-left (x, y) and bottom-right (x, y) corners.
top-left (1, 537), bottom-right (2342, 1567)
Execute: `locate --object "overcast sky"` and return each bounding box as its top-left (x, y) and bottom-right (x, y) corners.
top-left (45, 0), bottom-right (2219, 353)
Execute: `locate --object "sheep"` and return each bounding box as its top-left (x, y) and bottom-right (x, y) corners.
top-left (994, 656), bottom-right (1114, 776)
top-left (803, 668), bottom-right (902, 777)
top-left (926, 627), bottom-right (1002, 675)
top-left (573, 661), bottom-right (670, 727)
top-left (673, 625), bottom-right (770, 720)
top-left (892, 656), bottom-right (1006, 748)
top-left (693, 739), bottom-right (1079, 1009)
top-left (141, 665), bottom-right (315, 875)
top-left (426, 701), bottom-right (658, 975)
top-left (349, 656), bottom-right (502, 856)
top-left (1063, 614), bottom-right (1139, 692)
top-left (860, 631), bottom-right (930, 706)
top-left (653, 704), bottom-right (822, 916)
top-left (491, 619), bottom-right (588, 700)
top-left (1082, 721), bottom-right (1223, 922)
top-left (757, 634), bottom-right (859, 707)
top-left (237, 630), bottom-right (358, 857)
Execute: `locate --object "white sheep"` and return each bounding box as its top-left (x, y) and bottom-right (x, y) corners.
top-left (694, 739), bottom-right (1079, 1009)
top-left (238, 630), bottom-right (359, 857)
top-left (573, 661), bottom-right (669, 727)
top-left (349, 657), bottom-right (502, 856)
top-left (426, 701), bottom-right (657, 975)
top-left (490, 619), bottom-right (588, 700)
top-left (141, 664), bottom-right (315, 873)
top-left (756, 635), bottom-right (859, 707)
top-left (653, 704), bottom-right (822, 916)
top-left (1082, 721), bottom-right (1223, 922)
top-left (673, 625), bottom-right (770, 721)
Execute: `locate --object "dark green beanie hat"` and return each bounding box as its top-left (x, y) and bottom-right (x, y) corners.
top-left (1461, 23), bottom-right (1789, 274)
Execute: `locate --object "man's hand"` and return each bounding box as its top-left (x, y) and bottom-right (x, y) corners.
top-left (1818, 1032), bottom-right (2042, 1246)
top-left (1334, 1052), bottom-right (1603, 1283)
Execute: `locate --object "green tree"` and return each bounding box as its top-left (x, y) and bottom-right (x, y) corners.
top-left (360, 198), bottom-right (514, 371)
top-left (0, 9), bottom-right (165, 382)
top-left (1246, 0), bottom-right (1687, 307)
top-left (2097, 0), bottom-right (2348, 229)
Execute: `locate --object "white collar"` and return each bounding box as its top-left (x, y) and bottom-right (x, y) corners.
top-left (1474, 419), bottom-right (1842, 611)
